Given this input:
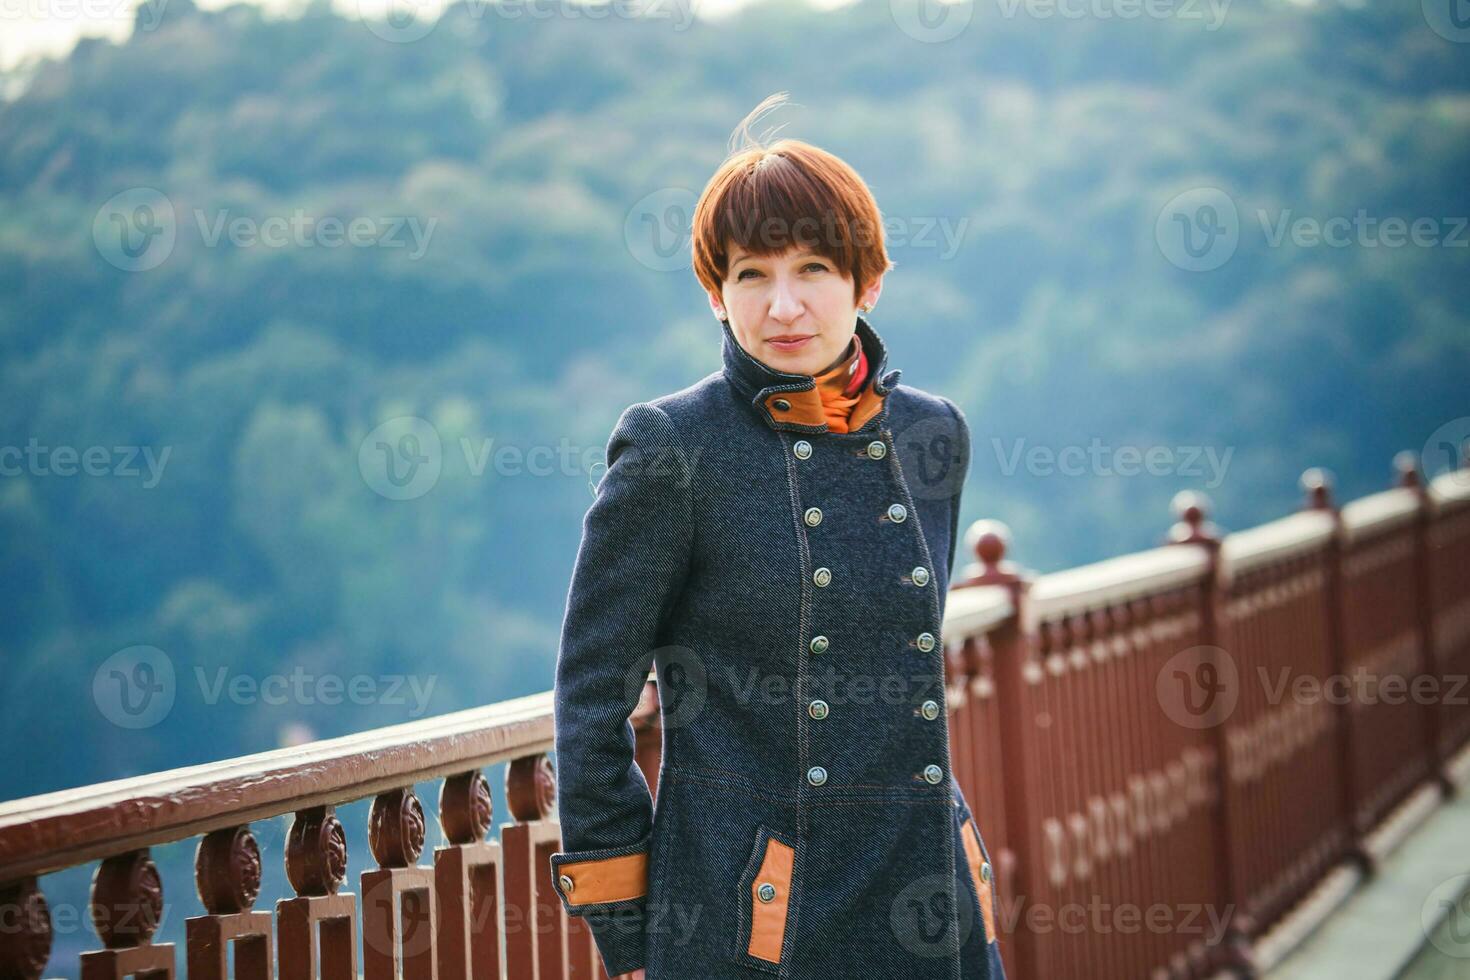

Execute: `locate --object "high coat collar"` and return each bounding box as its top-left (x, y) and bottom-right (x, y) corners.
top-left (720, 314), bottom-right (903, 434)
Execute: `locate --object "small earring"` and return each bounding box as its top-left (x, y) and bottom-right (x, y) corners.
top-left (859, 303), bottom-right (873, 314)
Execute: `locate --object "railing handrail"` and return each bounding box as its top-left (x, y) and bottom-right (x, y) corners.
top-left (0, 690), bottom-right (555, 882)
top-left (1219, 508), bottom-right (1336, 582)
top-left (1430, 469), bottom-right (1470, 512)
top-left (1340, 486), bottom-right (1420, 543)
top-left (1023, 543), bottom-right (1211, 628)
top-left (944, 583), bottom-right (1015, 637)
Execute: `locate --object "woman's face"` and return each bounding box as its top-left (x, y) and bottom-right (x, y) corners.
top-left (709, 244), bottom-right (883, 376)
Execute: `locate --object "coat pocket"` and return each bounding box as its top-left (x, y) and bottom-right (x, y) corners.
top-left (960, 815), bottom-right (998, 946)
top-left (731, 824), bottom-right (796, 973)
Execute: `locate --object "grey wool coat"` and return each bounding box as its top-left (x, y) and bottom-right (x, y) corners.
top-left (549, 314), bottom-right (1007, 980)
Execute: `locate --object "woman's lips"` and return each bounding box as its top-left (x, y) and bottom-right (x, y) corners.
top-left (767, 335), bottom-right (813, 352)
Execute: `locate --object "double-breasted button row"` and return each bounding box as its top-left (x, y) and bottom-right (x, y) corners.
top-left (791, 430), bottom-right (938, 793)
top-left (794, 437), bottom-right (886, 459)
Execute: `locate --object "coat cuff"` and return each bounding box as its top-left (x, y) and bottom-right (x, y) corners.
top-left (550, 837), bottom-right (651, 975)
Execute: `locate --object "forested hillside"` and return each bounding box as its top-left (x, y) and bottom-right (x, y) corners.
top-left (1, 0), bottom-right (1467, 802)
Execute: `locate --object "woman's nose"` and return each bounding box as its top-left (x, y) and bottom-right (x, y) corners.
top-left (768, 277), bottom-right (803, 321)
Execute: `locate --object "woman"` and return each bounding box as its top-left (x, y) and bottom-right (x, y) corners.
top-left (548, 97), bottom-right (1005, 980)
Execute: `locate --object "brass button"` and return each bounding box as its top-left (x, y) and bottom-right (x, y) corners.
top-left (887, 503), bottom-right (908, 523)
top-left (757, 882), bottom-right (777, 903)
top-left (559, 874), bottom-right (574, 894)
top-left (794, 439), bottom-right (813, 459)
top-left (807, 765), bottom-right (828, 786)
top-left (810, 635), bottom-right (829, 654)
top-left (867, 440), bottom-right (887, 459)
top-left (916, 632), bottom-right (936, 652)
top-left (773, 398), bottom-right (791, 412)
top-left (923, 764), bottom-right (944, 784)
top-left (804, 506), bottom-right (823, 527)
top-left (921, 700), bottom-right (940, 720)
top-left (911, 566), bottom-right (930, 587)
top-left (808, 699), bottom-right (829, 720)
top-left (813, 567), bottom-right (832, 587)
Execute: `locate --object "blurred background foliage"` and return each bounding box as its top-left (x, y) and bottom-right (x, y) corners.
top-left (0, 0), bottom-right (1467, 805)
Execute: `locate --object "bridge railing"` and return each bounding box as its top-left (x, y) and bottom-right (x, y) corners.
top-left (1, 453), bottom-right (1467, 980)
top-left (942, 453), bottom-right (1470, 980)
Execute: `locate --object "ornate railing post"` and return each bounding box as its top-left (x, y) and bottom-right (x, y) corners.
top-left (1300, 467), bottom-right (1370, 871)
top-left (1394, 451), bottom-right (1452, 795)
top-left (1166, 490), bottom-right (1256, 977)
top-left (962, 519), bottom-right (1037, 980)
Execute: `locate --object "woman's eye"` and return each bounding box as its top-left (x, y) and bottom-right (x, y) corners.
top-left (805, 262), bottom-right (828, 273)
top-left (736, 269), bottom-right (760, 281)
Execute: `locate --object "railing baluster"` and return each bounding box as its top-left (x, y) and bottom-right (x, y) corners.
top-left (188, 825), bottom-right (272, 980)
top-left (363, 788), bottom-right (437, 980)
top-left (434, 771), bottom-right (504, 980)
top-left (278, 806), bottom-right (357, 980)
top-left (80, 850), bottom-right (173, 980)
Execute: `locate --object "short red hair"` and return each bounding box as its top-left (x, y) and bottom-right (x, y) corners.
top-left (691, 96), bottom-right (893, 305)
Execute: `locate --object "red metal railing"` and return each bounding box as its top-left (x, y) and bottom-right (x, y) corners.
top-left (1, 455), bottom-right (1467, 980)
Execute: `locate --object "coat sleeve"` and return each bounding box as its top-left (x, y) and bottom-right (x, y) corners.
top-left (939, 395), bottom-right (972, 578)
top-left (548, 401), bottom-right (693, 978)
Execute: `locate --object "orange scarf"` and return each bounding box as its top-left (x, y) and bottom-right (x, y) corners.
top-left (811, 335), bottom-right (869, 433)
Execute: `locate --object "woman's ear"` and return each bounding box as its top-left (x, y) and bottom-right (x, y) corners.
top-left (858, 272), bottom-right (884, 312)
top-left (707, 290), bottom-right (727, 321)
